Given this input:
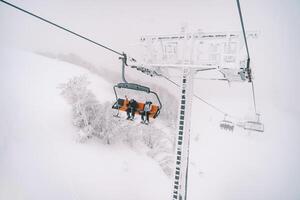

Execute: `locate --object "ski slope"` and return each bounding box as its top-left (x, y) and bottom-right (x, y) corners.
top-left (0, 48), bottom-right (171, 200)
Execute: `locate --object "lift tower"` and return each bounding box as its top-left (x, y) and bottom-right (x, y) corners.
top-left (139, 26), bottom-right (257, 200)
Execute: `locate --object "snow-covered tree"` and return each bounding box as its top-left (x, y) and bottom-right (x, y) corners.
top-left (140, 124), bottom-right (175, 176)
top-left (59, 76), bottom-right (102, 141)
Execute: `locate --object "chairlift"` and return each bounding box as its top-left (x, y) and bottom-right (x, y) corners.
top-left (243, 113), bottom-right (264, 132)
top-left (244, 121), bottom-right (264, 132)
top-left (111, 54), bottom-right (162, 119)
top-left (219, 115), bottom-right (234, 131)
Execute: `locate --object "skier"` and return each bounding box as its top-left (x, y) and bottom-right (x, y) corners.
top-left (126, 98), bottom-right (137, 120)
top-left (141, 101), bottom-right (152, 124)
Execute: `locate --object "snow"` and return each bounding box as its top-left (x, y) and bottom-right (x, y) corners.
top-left (0, 48), bottom-right (171, 200)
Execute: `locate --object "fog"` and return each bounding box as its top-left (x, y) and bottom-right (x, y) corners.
top-left (1, 0), bottom-right (300, 199)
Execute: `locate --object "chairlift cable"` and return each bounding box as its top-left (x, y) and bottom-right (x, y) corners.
top-left (236, 0), bottom-right (250, 59)
top-left (0, 0), bottom-right (124, 57)
top-left (161, 74), bottom-right (241, 121)
top-left (236, 0), bottom-right (258, 114)
top-left (251, 81), bottom-right (257, 113)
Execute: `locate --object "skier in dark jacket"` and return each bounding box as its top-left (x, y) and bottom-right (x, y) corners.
top-left (126, 99), bottom-right (137, 120)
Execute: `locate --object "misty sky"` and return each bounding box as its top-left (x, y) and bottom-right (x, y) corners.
top-left (1, 1), bottom-right (300, 199)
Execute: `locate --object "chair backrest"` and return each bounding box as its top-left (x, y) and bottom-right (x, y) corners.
top-left (136, 102), bottom-right (145, 111)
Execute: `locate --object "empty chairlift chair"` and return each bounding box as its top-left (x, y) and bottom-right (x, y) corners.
top-left (243, 113), bottom-right (264, 132)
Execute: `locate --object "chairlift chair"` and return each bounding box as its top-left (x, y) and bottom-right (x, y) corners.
top-left (219, 116), bottom-right (234, 131)
top-left (112, 83), bottom-right (162, 118)
top-left (243, 113), bottom-right (264, 132)
top-left (243, 121), bottom-right (264, 132)
top-left (111, 54), bottom-right (162, 119)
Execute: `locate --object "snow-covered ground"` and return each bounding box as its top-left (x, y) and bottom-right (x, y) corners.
top-left (0, 49), bottom-right (171, 200)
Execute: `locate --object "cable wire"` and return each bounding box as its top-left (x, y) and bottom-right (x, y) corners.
top-left (0, 0), bottom-right (123, 57)
top-left (236, 0), bottom-right (250, 59)
top-left (161, 74), bottom-right (241, 120)
top-left (236, 0), bottom-right (258, 114)
top-left (251, 81), bottom-right (257, 113)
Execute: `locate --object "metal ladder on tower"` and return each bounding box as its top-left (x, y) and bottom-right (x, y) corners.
top-left (172, 68), bottom-right (194, 200)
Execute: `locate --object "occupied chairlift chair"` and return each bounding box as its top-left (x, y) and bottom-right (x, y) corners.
top-left (111, 54), bottom-right (162, 119)
top-left (220, 115), bottom-right (235, 131)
